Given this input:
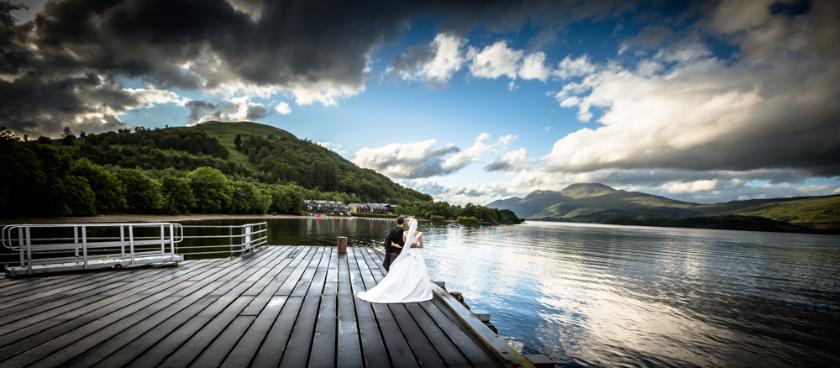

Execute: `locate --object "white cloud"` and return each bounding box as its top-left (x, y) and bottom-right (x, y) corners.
top-left (662, 179), bottom-right (719, 193)
top-left (353, 132), bottom-right (514, 179)
top-left (519, 52), bottom-right (550, 81)
top-left (497, 134), bottom-right (517, 145)
top-left (289, 80), bottom-right (365, 107)
top-left (546, 2), bottom-right (840, 176)
top-left (124, 87), bottom-right (189, 107)
top-left (485, 148), bottom-right (529, 172)
top-left (274, 101), bottom-right (292, 115)
top-left (441, 132), bottom-right (492, 172)
top-left (392, 33), bottom-right (467, 85)
top-left (352, 139), bottom-right (460, 179)
top-left (186, 97), bottom-right (267, 125)
top-left (554, 55), bottom-right (596, 79)
top-left (467, 41), bottom-right (523, 79)
top-left (420, 33), bottom-right (467, 84)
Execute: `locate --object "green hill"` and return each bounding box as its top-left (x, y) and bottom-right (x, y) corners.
top-left (489, 183), bottom-right (840, 233)
top-left (1, 123), bottom-right (520, 224)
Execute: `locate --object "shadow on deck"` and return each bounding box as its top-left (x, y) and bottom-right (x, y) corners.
top-left (0, 246), bottom-right (506, 367)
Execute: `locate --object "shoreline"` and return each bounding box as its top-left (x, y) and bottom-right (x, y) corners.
top-left (0, 213), bottom-right (332, 225)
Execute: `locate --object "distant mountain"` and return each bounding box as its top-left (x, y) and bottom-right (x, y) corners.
top-left (488, 183), bottom-right (840, 233)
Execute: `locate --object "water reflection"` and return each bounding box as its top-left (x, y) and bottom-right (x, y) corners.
top-left (185, 218), bottom-right (840, 367)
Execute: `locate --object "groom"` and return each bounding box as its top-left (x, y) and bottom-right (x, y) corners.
top-left (382, 216), bottom-right (405, 271)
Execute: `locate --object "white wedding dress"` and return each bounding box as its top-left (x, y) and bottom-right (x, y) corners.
top-left (356, 219), bottom-right (433, 303)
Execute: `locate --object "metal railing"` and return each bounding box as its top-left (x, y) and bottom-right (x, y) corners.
top-left (175, 222), bottom-right (268, 257)
top-left (1, 222), bottom-right (182, 275)
top-left (1, 221), bottom-right (269, 276)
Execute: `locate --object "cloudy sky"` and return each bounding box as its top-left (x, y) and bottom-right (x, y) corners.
top-left (3, 0), bottom-right (839, 204)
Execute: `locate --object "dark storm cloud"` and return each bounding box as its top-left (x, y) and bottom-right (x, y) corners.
top-left (245, 104), bottom-right (267, 120)
top-left (0, 0), bottom-right (633, 135)
top-left (391, 44), bottom-right (436, 79)
top-left (186, 100), bottom-right (222, 124)
top-left (0, 1), bottom-right (23, 25)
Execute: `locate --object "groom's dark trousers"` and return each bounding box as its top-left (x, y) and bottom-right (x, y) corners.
top-left (383, 226), bottom-right (404, 271)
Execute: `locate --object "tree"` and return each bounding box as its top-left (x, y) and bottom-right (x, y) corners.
top-left (61, 127), bottom-right (76, 145)
top-left (231, 181), bottom-right (271, 213)
top-left (234, 133), bottom-right (242, 151)
top-left (187, 167), bottom-right (233, 212)
top-left (269, 185), bottom-right (303, 214)
top-left (70, 159), bottom-right (127, 213)
top-left (161, 176), bottom-right (195, 214)
top-left (118, 169), bottom-right (163, 213)
top-left (60, 176), bottom-right (97, 215)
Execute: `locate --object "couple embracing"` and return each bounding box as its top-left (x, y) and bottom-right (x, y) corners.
top-left (356, 216), bottom-right (433, 303)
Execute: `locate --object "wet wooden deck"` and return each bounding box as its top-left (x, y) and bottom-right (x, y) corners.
top-left (0, 246), bottom-right (503, 367)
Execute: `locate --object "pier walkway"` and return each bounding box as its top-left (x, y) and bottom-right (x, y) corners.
top-left (0, 246), bottom-right (504, 367)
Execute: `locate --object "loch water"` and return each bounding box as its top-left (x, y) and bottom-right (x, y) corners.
top-left (179, 218), bottom-right (840, 366)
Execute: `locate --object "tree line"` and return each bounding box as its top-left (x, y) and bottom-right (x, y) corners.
top-left (0, 126), bottom-right (521, 224)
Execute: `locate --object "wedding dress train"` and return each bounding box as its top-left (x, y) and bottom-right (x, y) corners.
top-left (356, 218), bottom-right (433, 303)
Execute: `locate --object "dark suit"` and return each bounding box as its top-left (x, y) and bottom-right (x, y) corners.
top-left (382, 226), bottom-right (404, 271)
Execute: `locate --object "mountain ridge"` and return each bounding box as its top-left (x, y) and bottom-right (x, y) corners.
top-left (488, 183), bottom-right (840, 233)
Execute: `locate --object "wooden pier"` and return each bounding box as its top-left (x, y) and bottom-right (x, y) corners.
top-left (0, 246), bottom-right (506, 367)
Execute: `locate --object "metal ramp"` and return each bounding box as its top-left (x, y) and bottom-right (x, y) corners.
top-left (2, 223), bottom-right (183, 277)
top-left (1, 221), bottom-right (269, 277)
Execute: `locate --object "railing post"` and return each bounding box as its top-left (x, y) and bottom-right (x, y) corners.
top-left (129, 225), bottom-right (135, 265)
top-left (74, 226), bottom-right (79, 257)
top-left (169, 224), bottom-right (175, 259)
top-left (81, 225), bottom-right (88, 270)
top-left (18, 228), bottom-right (24, 267)
top-left (229, 225), bottom-right (233, 258)
top-left (24, 227), bottom-right (32, 274)
top-left (160, 224), bottom-right (165, 254)
top-left (120, 226), bottom-right (125, 258)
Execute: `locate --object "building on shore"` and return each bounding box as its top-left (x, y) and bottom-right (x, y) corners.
top-left (348, 203), bottom-right (397, 214)
top-left (304, 200), bottom-right (351, 215)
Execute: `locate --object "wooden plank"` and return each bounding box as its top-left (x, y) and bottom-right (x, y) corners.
top-left (56, 252), bottom-right (289, 368)
top-left (220, 296), bottom-right (288, 368)
top-left (347, 247), bottom-right (403, 368)
top-left (243, 246), bottom-right (302, 296)
top-left (161, 248), bottom-right (301, 367)
top-left (249, 296), bottom-right (304, 368)
top-left (274, 247), bottom-right (321, 296)
top-left (309, 247), bottom-right (339, 368)
top-left (280, 246), bottom-right (332, 366)
top-left (0, 259), bottom-right (221, 351)
top-left (309, 295), bottom-right (337, 368)
top-left (0, 263), bottom-right (213, 333)
top-left (363, 248), bottom-right (497, 367)
top-left (0, 267), bottom-right (170, 325)
top-left (0, 257), bottom-right (242, 367)
top-left (119, 248), bottom-right (288, 368)
top-left (357, 248), bottom-right (445, 368)
top-left (157, 296), bottom-right (255, 367)
top-left (240, 246), bottom-right (311, 315)
top-left (18, 249), bottom-right (285, 368)
top-left (421, 300), bottom-right (499, 367)
top-left (63, 297), bottom-right (216, 368)
top-left (190, 315), bottom-right (255, 367)
top-left (336, 251), bottom-right (363, 368)
top-left (251, 246), bottom-right (326, 368)
top-left (364, 248), bottom-right (473, 367)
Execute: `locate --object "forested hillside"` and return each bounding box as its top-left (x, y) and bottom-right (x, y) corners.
top-left (489, 183), bottom-right (840, 233)
top-left (0, 123), bottom-right (520, 224)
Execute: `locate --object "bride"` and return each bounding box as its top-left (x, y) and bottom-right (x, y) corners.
top-left (357, 217), bottom-right (433, 303)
